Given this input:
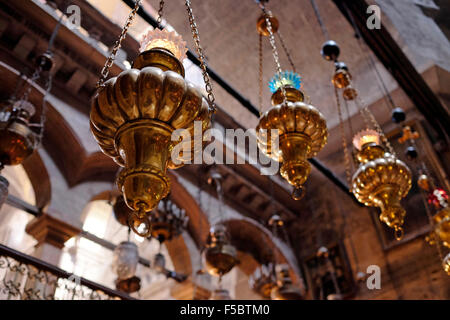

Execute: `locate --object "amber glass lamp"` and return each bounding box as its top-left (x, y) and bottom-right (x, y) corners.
top-left (90, 29), bottom-right (211, 236)
top-left (0, 100), bottom-right (39, 169)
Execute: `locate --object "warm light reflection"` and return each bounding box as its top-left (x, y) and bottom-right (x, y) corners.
top-left (139, 29), bottom-right (187, 61)
top-left (352, 129), bottom-right (380, 150)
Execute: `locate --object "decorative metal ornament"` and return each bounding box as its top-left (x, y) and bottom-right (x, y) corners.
top-left (149, 197), bottom-right (188, 243)
top-left (429, 207), bottom-right (450, 248)
top-left (351, 132), bottom-right (412, 239)
top-left (0, 100), bottom-right (39, 169)
top-left (90, 29), bottom-right (211, 235)
top-left (256, 81), bottom-right (327, 199)
top-left (256, 13), bottom-right (279, 36)
top-left (249, 264), bottom-right (277, 298)
top-left (112, 241), bottom-right (139, 280)
top-left (203, 224), bottom-right (238, 277)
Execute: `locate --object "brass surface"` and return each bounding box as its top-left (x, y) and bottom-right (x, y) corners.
top-left (356, 142), bottom-right (385, 164)
top-left (256, 87), bottom-right (327, 193)
top-left (352, 150), bottom-right (412, 237)
top-left (0, 121), bottom-right (36, 166)
top-left (90, 48), bottom-right (211, 214)
top-left (256, 13), bottom-right (279, 36)
top-left (343, 87), bottom-right (358, 101)
top-left (433, 207), bottom-right (450, 248)
top-left (332, 69), bottom-right (351, 89)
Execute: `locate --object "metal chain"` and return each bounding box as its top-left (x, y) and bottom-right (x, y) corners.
top-left (185, 0), bottom-right (216, 113)
top-left (276, 31), bottom-right (296, 73)
top-left (156, 0), bottom-right (165, 28)
top-left (96, 0), bottom-right (142, 89)
top-left (334, 86), bottom-right (352, 187)
top-left (259, 5), bottom-right (287, 106)
top-left (258, 33), bottom-right (263, 115)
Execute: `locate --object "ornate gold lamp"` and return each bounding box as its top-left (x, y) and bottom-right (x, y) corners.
top-left (0, 100), bottom-right (39, 169)
top-left (90, 1), bottom-right (214, 236)
top-left (254, 4), bottom-right (327, 200)
top-left (324, 41), bottom-right (412, 239)
top-left (351, 130), bottom-right (412, 239)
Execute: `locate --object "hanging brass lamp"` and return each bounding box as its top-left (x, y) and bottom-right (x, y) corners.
top-left (351, 130), bottom-right (412, 239)
top-left (203, 224), bottom-right (238, 277)
top-left (254, 6), bottom-right (327, 200)
top-left (249, 263), bottom-right (277, 298)
top-left (444, 253), bottom-right (450, 276)
top-left (270, 265), bottom-right (304, 300)
top-left (91, 29), bottom-right (211, 235)
top-left (0, 100), bottom-right (39, 169)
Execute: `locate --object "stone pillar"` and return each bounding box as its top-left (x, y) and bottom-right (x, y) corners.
top-left (25, 214), bottom-right (80, 266)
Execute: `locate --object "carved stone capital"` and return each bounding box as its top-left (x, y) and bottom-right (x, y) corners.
top-left (25, 214), bottom-right (80, 249)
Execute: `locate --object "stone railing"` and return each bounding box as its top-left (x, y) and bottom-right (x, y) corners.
top-left (0, 244), bottom-right (132, 300)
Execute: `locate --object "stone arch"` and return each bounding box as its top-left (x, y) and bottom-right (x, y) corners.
top-left (223, 218), bottom-right (301, 283)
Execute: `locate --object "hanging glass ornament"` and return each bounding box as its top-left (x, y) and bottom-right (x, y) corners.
top-left (203, 224), bottom-right (238, 277)
top-left (112, 241), bottom-right (139, 280)
top-left (0, 100), bottom-right (39, 169)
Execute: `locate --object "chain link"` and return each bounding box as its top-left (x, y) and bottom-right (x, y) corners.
top-left (258, 33), bottom-right (263, 115)
top-left (96, 0), bottom-right (142, 89)
top-left (334, 86), bottom-right (352, 188)
top-left (156, 0), bottom-right (165, 27)
top-left (185, 0), bottom-right (216, 113)
top-left (259, 5), bottom-right (287, 107)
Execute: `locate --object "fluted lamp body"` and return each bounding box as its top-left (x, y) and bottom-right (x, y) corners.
top-left (90, 32), bottom-right (211, 220)
top-left (352, 139), bottom-right (412, 237)
top-left (256, 86), bottom-right (327, 198)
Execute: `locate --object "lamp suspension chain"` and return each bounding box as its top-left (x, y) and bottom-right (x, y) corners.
top-left (259, 4), bottom-right (287, 106)
top-left (96, 0), bottom-right (142, 89)
top-left (185, 0), bottom-right (216, 113)
top-left (334, 86), bottom-right (352, 187)
top-left (156, 0), bottom-right (165, 27)
top-left (258, 33), bottom-right (263, 115)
